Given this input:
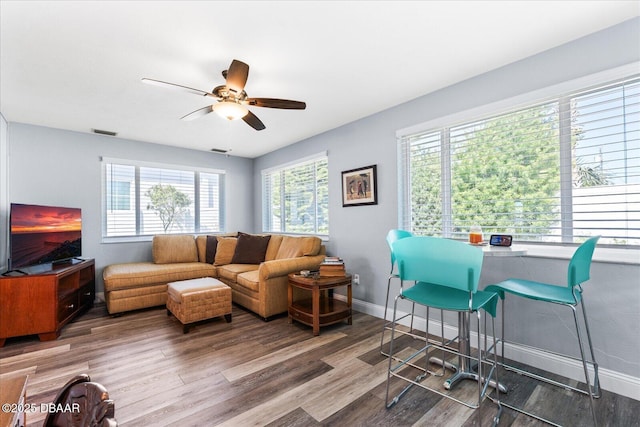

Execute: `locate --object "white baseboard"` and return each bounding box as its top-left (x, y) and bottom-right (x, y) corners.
top-left (344, 296), bottom-right (640, 401)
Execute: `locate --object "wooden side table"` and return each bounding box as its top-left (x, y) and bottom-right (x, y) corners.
top-left (288, 273), bottom-right (352, 336)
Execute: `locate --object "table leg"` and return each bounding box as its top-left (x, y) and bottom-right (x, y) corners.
top-left (287, 283), bottom-right (293, 324)
top-left (430, 312), bottom-right (507, 393)
top-left (312, 286), bottom-right (320, 336)
top-left (442, 312), bottom-right (476, 388)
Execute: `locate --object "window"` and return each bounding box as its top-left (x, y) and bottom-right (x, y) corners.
top-left (102, 159), bottom-right (225, 238)
top-left (262, 153), bottom-right (329, 235)
top-left (399, 75), bottom-right (640, 246)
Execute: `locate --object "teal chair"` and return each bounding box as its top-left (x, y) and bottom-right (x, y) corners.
top-left (485, 236), bottom-right (600, 426)
top-left (380, 229), bottom-right (417, 354)
top-left (385, 236), bottom-right (501, 424)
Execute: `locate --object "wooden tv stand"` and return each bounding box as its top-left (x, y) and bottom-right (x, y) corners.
top-left (0, 259), bottom-right (95, 347)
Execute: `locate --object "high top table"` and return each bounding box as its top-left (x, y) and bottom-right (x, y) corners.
top-left (432, 244), bottom-right (527, 393)
top-left (480, 245), bottom-right (527, 257)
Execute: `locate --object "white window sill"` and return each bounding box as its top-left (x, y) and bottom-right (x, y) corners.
top-left (102, 235), bottom-right (154, 244)
top-left (518, 244), bottom-right (640, 265)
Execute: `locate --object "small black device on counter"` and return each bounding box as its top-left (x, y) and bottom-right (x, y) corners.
top-left (489, 234), bottom-right (512, 247)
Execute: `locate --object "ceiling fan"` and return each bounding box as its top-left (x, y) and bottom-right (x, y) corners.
top-left (142, 59), bottom-right (306, 131)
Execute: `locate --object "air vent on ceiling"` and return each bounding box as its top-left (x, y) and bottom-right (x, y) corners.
top-left (92, 129), bottom-right (117, 137)
top-left (211, 148), bottom-right (228, 154)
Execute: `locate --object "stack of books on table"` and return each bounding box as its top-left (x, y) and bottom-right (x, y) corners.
top-left (319, 256), bottom-right (346, 277)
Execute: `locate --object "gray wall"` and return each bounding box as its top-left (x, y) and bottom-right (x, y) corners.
top-left (7, 123), bottom-right (253, 292)
top-left (253, 18), bottom-right (640, 381)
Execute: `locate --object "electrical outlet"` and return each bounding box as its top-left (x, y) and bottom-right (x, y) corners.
top-left (353, 274), bottom-right (360, 284)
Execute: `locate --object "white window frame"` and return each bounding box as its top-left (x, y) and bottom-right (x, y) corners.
top-left (101, 157), bottom-right (225, 242)
top-left (261, 152), bottom-right (329, 236)
top-left (397, 63), bottom-right (640, 250)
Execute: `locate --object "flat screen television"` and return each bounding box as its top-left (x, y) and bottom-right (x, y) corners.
top-left (9, 203), bottom-right (82, 271)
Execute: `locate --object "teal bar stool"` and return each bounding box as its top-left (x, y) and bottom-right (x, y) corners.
top-left (380, 229), bottom-right (418, 355)
top-left (385, 236), bottom-right (502, 425)
top-left (485, 236), bottom-right (600, 426)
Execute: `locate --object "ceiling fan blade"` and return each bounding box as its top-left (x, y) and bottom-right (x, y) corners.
top-left (180, 105), bottom-right (214, 121)
top-left (242, 110), bottom-right (266, 131)
top-left (142, 78), bottom-right (215, 97)
top-left (225, 60), bottom-right (249, 94)
top-left (245, 98), bottom-right (306, 110)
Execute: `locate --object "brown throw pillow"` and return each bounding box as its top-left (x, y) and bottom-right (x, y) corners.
top-left (231, 232), bottom-right (272, 264)
top-left (205, 235), bottom-right (218, 264)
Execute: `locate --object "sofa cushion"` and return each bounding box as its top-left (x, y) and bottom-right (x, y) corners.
top-left (153, 235), bottom-right (198, 264)
top-left (217, 264), bottom-right (259, 282)
top-left (231, 232), bottom-right (271, 264)
top-left (196, 235), bottom-right (207, 262)
top-left (236, 269), bottom-right (260, 293)
top-left (167, 277), bottom-right (229, 303)
top-left (275, 236), bottom-right (322, 259)
top-left (265, 234), bottom-right (283, 261)
top-left (214, 236), bottom-right (237, 265)
top-left (301, 237), bottom-right (322, 256)
top-left (103, 262), bottom-right (216, 291)
top-left (108, 283), bottom-right (168, 300)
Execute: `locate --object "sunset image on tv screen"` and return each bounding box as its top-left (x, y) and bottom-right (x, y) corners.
top-left (11, 204), bottom-right (81, 233)
top-left (10, 204), bottom-right (82, 269)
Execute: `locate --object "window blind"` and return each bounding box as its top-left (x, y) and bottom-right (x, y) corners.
top-left (102, 160), bottom-right (225, 238)
top-left (399, 76), bottom-right (640, 246)
top-left (104, 163), bottom-right (136, 237)
top-left (262, 154), bottom-right (329, 235)
top-left (570, 81), bottom-right (640, 244)
top-left (139, 167), bottom-right (195, 234)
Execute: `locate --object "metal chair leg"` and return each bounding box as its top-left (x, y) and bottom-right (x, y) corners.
top-left (499, 298), bottom-right (505, 364)
top-left (476, 312), bottom-right (483, 419)
top-left (409, 301), bottom-right (416, 333)
top-left (491, 315), bottom-right (502, 426)
top-left (380, 275), bottom-right (394, 352)
top-left (580, 299), bottom-right (601, 398)
top-left (386, 294), bottom-right (421, 408)
top-left (381, 277), bottom-right (419, 355)
top-left (494, 296), bottom-right (599, 427)
top-left (572, 305), bottom-right (598, 427)
top-left (438, 309), bottom-right (446, 376)
top-left (384, 295), bottom-right (398, 408)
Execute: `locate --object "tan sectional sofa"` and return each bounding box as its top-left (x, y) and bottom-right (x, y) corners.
top-left (103, 233), bottom-right (326, 319)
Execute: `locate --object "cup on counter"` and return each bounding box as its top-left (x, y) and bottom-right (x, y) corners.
top-left (469, 225), bottom-right (483, 244)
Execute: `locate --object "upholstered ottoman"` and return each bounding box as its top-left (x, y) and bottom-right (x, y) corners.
top-left (166, 277), bottom-right (232, 333)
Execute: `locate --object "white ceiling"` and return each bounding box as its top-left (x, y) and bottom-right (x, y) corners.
top-left (1, 1), bottom-right (638, 158)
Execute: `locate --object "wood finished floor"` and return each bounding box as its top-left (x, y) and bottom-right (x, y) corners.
top-left (0, 304), bottom-right (637, 427)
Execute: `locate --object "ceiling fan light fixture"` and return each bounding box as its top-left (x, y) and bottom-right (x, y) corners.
top-left (143, 59), bottom-right (304, 130)
top-left (213, 101), bottom-right (248, 121)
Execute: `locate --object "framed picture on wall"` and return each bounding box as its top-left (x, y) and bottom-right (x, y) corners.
top-left (342, 164), bottom-right (377, 207)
